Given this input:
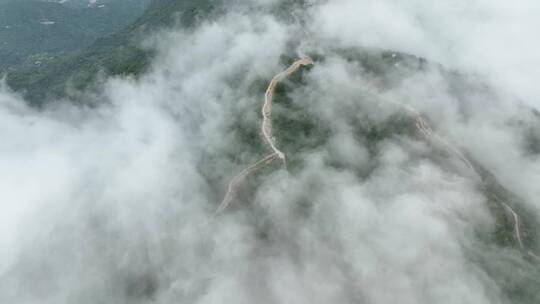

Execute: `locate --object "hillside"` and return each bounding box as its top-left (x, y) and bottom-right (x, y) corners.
top-left (0, 1), bottom-right (539, 303)
top-left (5, 0), bottom-right (219, 105)
top-left (0, 0), bottom-right (150, 72)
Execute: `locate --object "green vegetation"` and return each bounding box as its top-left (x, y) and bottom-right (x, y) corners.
top-left (5, 0), bottom-right (220, 105)
top-left (227, 52), bottom-right (540, 302)
top-left (0, 0), bottom-right (150, 71)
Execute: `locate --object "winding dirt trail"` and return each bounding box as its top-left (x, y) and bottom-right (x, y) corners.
top-left (217, 57), bottom-right (313, 212)
top-left (529, 250), bottom-right (540, 260)
top-left (262, 57), bottom-right (314, 165)
top-left (360, 84), bottom-right (474, 170)
top-left (409, 108), bottom-right (538, 259)
top-left (362, 82), bottom-right (538, 259)
top-left (503, 202), bottom-right (525, 249)
top-left (398, 103), bottom-right (474, 170)
top-left (216, 153), bottom-right (277, 213)
top-left (216, 55), bottom-right (539, 260)
top-left (398, 99), bottom-right (538, 259)
top-left (501, 199), bottom-right (539, 261)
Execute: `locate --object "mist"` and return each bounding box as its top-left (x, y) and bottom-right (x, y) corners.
top-left (1, 0), bottom-right (539, 303)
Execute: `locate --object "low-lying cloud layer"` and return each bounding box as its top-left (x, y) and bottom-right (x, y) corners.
top-left (1, 0), bottom-right (539, 303)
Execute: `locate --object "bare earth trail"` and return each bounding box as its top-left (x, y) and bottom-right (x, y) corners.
top-left (262, 56), bottom-right (314, 165)
top-left (502, 199), bottom-right (539, 260)
top-left (407, 105), bottom-right (538, 260)
top-left (360, 82), bottom-right (538, 260)
top-left (384, 91), bottom-right (538, 260)
top-left (379, 90), bottom-right (538, 260)
top-left (216, 57), bottom-right (313, 213)
top-left (216, 55), bottom-right (539, 260)
top-left (504, 202), bottom-right (525, 249)
top-left (409, 107), bottom-right (537, 259)
top-left (216, 153), bottom-right (277, 213)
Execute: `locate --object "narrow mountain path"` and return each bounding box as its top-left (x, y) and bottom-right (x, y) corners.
top-left (262, 56), bottom-right (314, 166)
top-left (398, 100), bottom-right (538, 260)
top-left (361, 82), bottom-right (538, 259)
top-left (216, 57), bottom-right (313, 212)
top-left (216, 55), bottom-right (539, 261)
top-left (504, 202), bottom-right (525, 249)
top-left (216, 153), bottom-right (277, 213)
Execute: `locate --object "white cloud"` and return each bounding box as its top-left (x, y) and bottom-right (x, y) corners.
top-left (1, 1), bottom-right (540, 303)
top-left (310, 0), bottom-right (540, 105)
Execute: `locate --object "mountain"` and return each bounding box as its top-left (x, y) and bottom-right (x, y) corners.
top-left (5, 0), bottom-right (219, 105)
top-left (1, 1), bottom-right (539, 303)
top-left (0, 0), bottom-right (151, 72)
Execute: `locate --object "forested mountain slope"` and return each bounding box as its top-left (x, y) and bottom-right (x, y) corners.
top-left (1, 1), bottom-right (539, 302)
top-left (5, 0), bottom-right (219, 105)
top-left (0, 0), bottom-right (150, 71)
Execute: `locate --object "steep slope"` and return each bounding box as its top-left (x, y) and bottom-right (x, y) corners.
top-left (0, 1), bottom-right (539, 302)
top-left (210, 51), bottom-right (540, 301)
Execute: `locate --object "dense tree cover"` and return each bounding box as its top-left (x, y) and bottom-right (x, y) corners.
top-left (0, 0), bottom-right (150, 71)
top-left (5, 0), bottom-right (219, 105)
